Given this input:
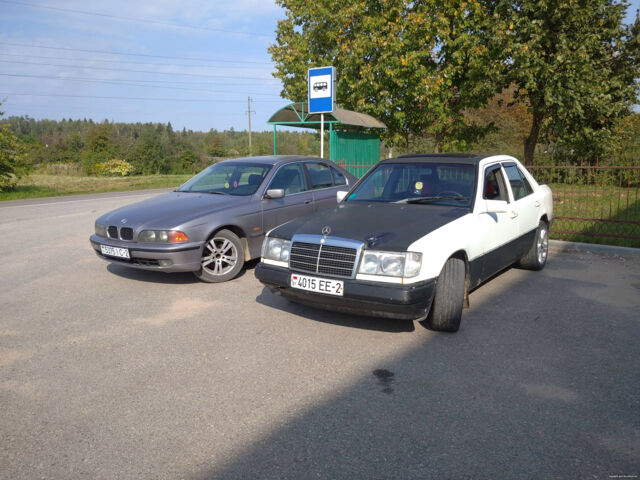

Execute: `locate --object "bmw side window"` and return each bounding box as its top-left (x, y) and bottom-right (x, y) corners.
top-left (268, 163), bottom-right (307, 195)
top-left (306, 162), bottom-right (333, 190)
top-left (503, 164), bottom-right (528, 201)
top-left (330, 166), bottom-right (347, 186)
top-left (483, 166), bottom-right (507, 201)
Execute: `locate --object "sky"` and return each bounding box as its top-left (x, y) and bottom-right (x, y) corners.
top-left (1, 0), bottom-right (639, 133)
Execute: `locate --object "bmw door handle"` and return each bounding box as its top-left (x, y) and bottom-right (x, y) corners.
top-left (510, 211), bottom-right (519, 219)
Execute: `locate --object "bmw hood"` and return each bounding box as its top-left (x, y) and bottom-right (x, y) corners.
top-left (98, 192), bottom-right (247, 228)
top-left (272, 202), bottom-right (470, 251)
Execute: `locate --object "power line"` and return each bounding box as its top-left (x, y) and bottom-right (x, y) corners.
top-left (0, 92), bottom-right (286, 103)
top-left (0, 73), bottom-right (282, 96)
top-left (0, 59), bottom-right (277, 81)
top-left (1, 103), bottom-right (246, 116)
top-left (0, 41), bottom-right (274, 65)
top-left (0, 52), bottom-right (267, 70)
top-left (0, 0), bottom-right (275, 38)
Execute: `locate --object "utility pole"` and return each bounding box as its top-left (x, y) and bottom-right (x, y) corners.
top-left (246, 97), bottom-right (255, 156)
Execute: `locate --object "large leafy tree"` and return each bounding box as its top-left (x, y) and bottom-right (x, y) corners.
top-left (0, 102), bottom-right (28, 191)
top-left (269, 0), bottom-right (502, 150)
top-left (493, 0), bottom-right (640, 163)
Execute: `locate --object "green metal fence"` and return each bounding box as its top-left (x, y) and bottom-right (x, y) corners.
top-left (329, 131), bottom-right (380, 177)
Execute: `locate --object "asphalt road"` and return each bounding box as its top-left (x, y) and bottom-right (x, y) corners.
top-left (1, 192), bottom-right (639, 480)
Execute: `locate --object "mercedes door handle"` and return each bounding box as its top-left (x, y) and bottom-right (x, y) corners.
top-left (510, 211), bottom-right (519, 219)
top-left (304, 200), bottom-right (312, 204)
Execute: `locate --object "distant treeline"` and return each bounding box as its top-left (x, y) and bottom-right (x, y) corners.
top-left (2, 117), bottom-right (322, 176)
top-left (2, 108), bottom-right (638, 179)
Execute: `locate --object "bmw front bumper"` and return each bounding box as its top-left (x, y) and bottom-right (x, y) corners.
top-left (89, 234), bottom-right (203, 272)
top-left (255, 262), bottom-right (437, 321)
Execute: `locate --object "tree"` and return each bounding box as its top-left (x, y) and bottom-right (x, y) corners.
top-left (0, 102), bottom-right (29, 191)
top-left (493, 0), bottom-right (640, 163)
top-left (269, 0), bottom-right (502, 150)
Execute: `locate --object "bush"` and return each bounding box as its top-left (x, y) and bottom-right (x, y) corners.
top-left (95, 159), bottom-right (135, 177)
top-left (0, 123), bottom-right (29, 191)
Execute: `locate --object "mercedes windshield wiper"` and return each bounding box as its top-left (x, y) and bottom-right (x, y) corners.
top-left (395, 196), bottom-right (469, 204)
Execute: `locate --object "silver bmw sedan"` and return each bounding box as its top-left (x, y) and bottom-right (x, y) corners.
top-left (90, 155), bottom-right (355, 282)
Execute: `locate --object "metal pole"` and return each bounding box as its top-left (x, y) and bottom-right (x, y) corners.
top-left (248, 96), bottom-right (252, 156)
top-left (320, 113), bottom-right (324, 158)
top-left (273, 125), bottom-right (277, 155)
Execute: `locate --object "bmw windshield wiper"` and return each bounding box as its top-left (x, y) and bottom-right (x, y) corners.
top-left (396, 196), bottom-right (469, 204)
top-left (178, 190), bottom-right (230, 195)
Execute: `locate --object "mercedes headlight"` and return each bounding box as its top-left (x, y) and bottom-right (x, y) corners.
top-left (262, 237), bottom-right (291, 263)
top-left (358, 251), bottom-right (422, 278)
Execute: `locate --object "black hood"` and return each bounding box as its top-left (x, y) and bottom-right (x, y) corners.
top-left (271, 202), bottom-right (470, 251)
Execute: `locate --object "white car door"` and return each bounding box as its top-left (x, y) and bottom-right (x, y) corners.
top-left (502, 162), bottom-right (542, 255)
top-left (475, 163), bottom-right (520, 280)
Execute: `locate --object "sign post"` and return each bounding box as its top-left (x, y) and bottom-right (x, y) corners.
top-left (308, 66), bottom-right (335, 158)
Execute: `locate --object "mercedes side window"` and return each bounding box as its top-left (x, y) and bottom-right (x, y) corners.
top-left (483, 165), bottom-right (507, 201)
top-left (306, 162), bottom-right (333, 190)
top-left (268, 163), bottom-right (307, 195)
top-left (517, 167), bottom-right (534, 196)
top-left (503, 163), bottom-right (530, 201)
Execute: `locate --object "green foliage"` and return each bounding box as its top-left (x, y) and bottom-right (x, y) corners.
top-left (95, 159), bottom-right (135, 177)
top-left (492, 0), bottom-right (639, 163)
top-left (0, 104), bottom-right (29, 191)
top-left (0, 117), bottom-right (324, 176)
top-left (270, 0), bottom-right (502, 150)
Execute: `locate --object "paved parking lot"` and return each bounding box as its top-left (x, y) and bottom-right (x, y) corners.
top-left (1, 192), bottom-right (639, 479)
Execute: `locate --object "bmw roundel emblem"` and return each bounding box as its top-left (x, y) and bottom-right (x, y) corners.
top-left (120, 218), bottom-right (128, 224)
top-left (321, 225), bottom-right (331, 236)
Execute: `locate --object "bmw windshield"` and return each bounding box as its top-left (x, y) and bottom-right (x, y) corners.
top-left (347, 162), bottom-right (476, 207)
top-left (178, 163), bottom-right (272, 196)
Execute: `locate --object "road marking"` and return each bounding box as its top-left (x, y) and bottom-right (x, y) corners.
top-left (0, 191), bottom-right (162, 209)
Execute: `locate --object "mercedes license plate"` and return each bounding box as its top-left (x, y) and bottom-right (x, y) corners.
top-left (100, 245), bottom-right (130, 259)
top-left (291, 274), bottom-right (343, 296)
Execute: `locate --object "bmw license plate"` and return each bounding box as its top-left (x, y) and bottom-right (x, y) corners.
top-left (291, 274), bottom-right (343, 296)
top-left (100, 245), bottom-right (130, 259)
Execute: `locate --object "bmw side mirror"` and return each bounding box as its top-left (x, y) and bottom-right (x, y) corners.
top-left (265, 189), bottom-right (285, 199)
top-left (336, 191), bottom-right (348, 203)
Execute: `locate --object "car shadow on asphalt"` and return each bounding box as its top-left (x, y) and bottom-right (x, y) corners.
top-left (196, 256), bottom-right (640, 480)
top-left (106, 264), bottom-right (199, 284)
top-left (255, 287), bottom-right (416, 333)
top-left (105, 259), bottom-right (261, 284)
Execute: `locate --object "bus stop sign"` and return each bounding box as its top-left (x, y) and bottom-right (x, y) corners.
top-left (308, 66), bottom-right (336, 114)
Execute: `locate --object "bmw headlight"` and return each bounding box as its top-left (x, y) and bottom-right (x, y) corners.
top-left (358, 251), bottom-right (422, 278)
top-left (262, 237), bottom-right (291, 264)
top-left (95, 221), bottom-right (107, 237)
top-left (138, 230), bottom-right (189, 243)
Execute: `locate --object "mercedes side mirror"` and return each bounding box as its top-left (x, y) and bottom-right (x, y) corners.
top-left (483, 199), bottom-right (508, 214)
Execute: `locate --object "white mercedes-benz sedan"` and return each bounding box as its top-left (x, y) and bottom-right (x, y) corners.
top-left (256, 154), bottom-right (553, 332)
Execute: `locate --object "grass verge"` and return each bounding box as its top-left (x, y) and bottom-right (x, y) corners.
top-left (0, 174), bottom-right (192, 201)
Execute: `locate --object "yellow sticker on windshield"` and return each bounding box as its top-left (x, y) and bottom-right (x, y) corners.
top-left (415, 181), bottom-right (423, 190)
top-left (224, 182), bottom-right (229, 189)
